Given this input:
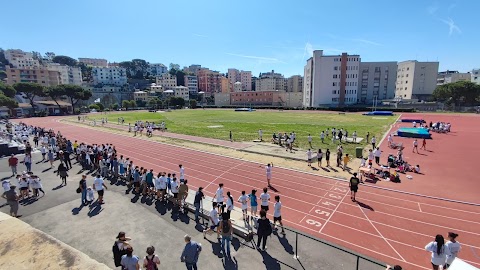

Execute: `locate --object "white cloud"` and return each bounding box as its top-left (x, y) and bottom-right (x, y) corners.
top-left (440, 18), bottom-right (461, 35)
top-left (225, 53), bottom-right (286, 63)
top-left (351, 39), bottom-right (382, 46)
top-left (192, 33), bottom-right (208, 38)
top-left (302, 42), bottom-right (314, 61)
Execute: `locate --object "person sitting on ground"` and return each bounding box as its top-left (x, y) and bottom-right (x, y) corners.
top-left (414, 165), bottom-right (421, 174)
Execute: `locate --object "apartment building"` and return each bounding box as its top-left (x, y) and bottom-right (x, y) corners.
top-left (78, 58), bottom-right (108, 67)
top-left (155, 73), bottom-right (177, 89)
top-left (358, 62), bottom-right (397, 104)
top-left (4, 49), bottom-right (40, 68)
top-left (174, 86), bottom-right (190, 101)
top-left (227, 69), bottom-right (252, 91)
top-left (256, 70), bottom-right (286, 92)
top-left (303, 50), bottom-right (360, 107)
top-left (222, 91), bottom-right (302, 108)
top-left (472, 69), bottom-right (480, 84)
top-left (287, 75), bottom-right (303, 92)
top-left (197, 68), bottom-right (225, 95)
top-left (47, 63), bottom-right (83, 86)
top-left (183, 64), bottom-right (202, 75)
top-left (233, 82), bottom-right (242, 92)
top-left (92, 67), bottom-right (127, 86)
top-left (5, 66), bottom-right (61, 86)
top-left (147, 63), bottom-right (168, 76)
top-left (184, 75), bottom-right (198, 94)
top-left (394, 61), bottom-right (439, 100)
top-left (437, 70), bottom-right (471, 85)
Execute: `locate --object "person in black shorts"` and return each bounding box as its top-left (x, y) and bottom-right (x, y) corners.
top-left (349, 173), bottom-right (361, 202)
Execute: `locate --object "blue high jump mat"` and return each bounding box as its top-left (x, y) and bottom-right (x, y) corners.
top-left (363, 111), bottom-right (394, 116)
top-left (397, 128), bottom-right (431, 139)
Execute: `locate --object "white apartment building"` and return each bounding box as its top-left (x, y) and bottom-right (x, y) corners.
top-left (358, 62), bottom-right (397, 104)
top-left (174, 86), bottom-right (189, 101)
top-left (287, 75), bottom-right (303, 92)
top-left (184, 75), bottom-right (198, 94)
top-left (303, 50), bottom-right (360, 107)
top-left (394, 61), bottom-right (439, 100)
top-left (92, 67), bottom-right (127, 86)
top-left (437, 71), bottom-right (471, 85)
top-left (472, 69), bottom-right (480, 84)
top-left (147, 63), bottom-right (168, 76)
top-left (47, 63), bottom-right (83, 86)
top-left (155, 73), bottom-right (177, 90)
top-left (227, 69), bottom-right (252, 91)
top-left (4, 49), bottom-right (40, 68)
top-left (256, 70), bottom-right (286, 92)
top-left (233, 82), bottom-right (242, 92)
top-left (78, 58), bottom-right (108, 67)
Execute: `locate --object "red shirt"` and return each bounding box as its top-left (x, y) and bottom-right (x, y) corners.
top-left (8, 157), bottom-right (18, 166)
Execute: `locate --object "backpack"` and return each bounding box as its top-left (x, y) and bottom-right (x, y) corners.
top-left (145, 255), bottom-right (158, 270)
top-left (112, 241), bottom-right (126, 267)
top-left (222, 220), bottom-right (230, 234)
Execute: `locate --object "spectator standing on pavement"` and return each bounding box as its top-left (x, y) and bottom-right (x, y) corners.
top-left (2, 185), bottom-right (20, 217)
top-left (63, 151), bottom-right (72, 170)
top-left (218, 212), bottom-right (233, 259)
top-left (143, 246), bottom-right (160, 270)
top-left (445, 232), bottom-right (461, 269)
top-left (8, 154), bottom-right (18, 176)
top-left (24, 153), bottom-right (32, 172)
top-left (113, 232), bottom-right (131, 267)
top-left (121, 246), bottom-right (140, 270)
top-left (93, 174), bottom-right (108, 204)
top-left (213, 183), bottom-right (225, 213)
top-left (178, 180), bottom-right (189, 212)
top-left (256, 210), bottom-right (272, 251)
top-left (181, 234), bottom-right (202, 270)
top-left (57, 163), bottom-right (68, 186)
top-left (48, 149), bottom-right (55, 168)
top-left (272, 195), bottom-right (285, 235)
top-left (225, 191), bottom-right (234, 220)
top-left (194, 187), bottom-right (204, 223)
top-left (79, 174), bottom-right (87, 205)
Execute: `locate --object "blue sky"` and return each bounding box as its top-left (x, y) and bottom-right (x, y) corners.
top-left (1, 0), bottom-right (477, 77)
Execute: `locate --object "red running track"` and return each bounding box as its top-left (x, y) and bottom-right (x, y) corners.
top-left (17, 117), bottom-right (480, 270)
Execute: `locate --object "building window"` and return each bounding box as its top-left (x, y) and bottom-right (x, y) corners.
top-left (334, 66), bottom-right (338, 71)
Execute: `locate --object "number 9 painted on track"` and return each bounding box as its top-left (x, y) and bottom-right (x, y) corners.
top-left (306, 219), bottom-right (322, 227)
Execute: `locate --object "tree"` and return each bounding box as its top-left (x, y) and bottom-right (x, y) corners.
top-left (189, 99), bottom-right (197, 109)
top-left (433, 81), bottom-right (480, 106)
top-left (0, 48), bottom-right (8, 65)
top-left (168, 97), bottom-right (185, 108)
top-left (96, 102), bottom-right (105, 111)
top-left (122, 100), bottom-right (131, 110)
top-left (13, 82), bottom-right (47, 113)
top-left (52, 55), bottom-right (78, 66)
top-left (46, 85), bottom-right (66, 114)
top-left (169, 63), bottom-right (180, 72)
top-left (148, 98), bottom-right (160, 109)
top-left (0, 81), bottom-right (16, 97)
top-left (0, 70), bottom-right (7, 81)
top-left (136, 99), bottom-right (146, 107)
top-left (0, 93), bottom-right (18, 110)
top-left (89, 104), bottom-right (100, 111)
top-left (61, 85), bottom-right (92, 113)
top-left (111, 103), bottom-right (119, 110)
top-left (78, 62), bottom-right (93, 82)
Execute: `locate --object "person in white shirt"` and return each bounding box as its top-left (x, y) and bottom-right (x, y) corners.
top-left (179, 164), bottom-right (185, 183)
top-left (387, 134), bottom-right (393, 147)
top-left (170, 177), bottom-right (179, 206)
top-left (320, 131), bottom-right (325, 143)
top-left (225, 191), bottom-right (234, 220)
top-left (237, 191), bottom-right (249, 220)
top-left (86, 186), bottom-right (95, 203)
top-left (93, 174), bottom-right (108, 204)
top-left (203, 202), bottom-right (220, 239)
top-left (272, 195), bottom-right (285, 235)
top-left (425, 234), bottom-right (451, 270)
top-left (40, 145), bottom-right (46, 161)
top-left (2, 179), bottom-right (11, 192)
top-left (374, 147), bottom-right (382, 165)
top-left (258, 129), bottom-right (263, 141)
top-left (154, 172), bottom-right (166, 201)
top-left (213, 183), bottom-right (225, 212)
top-left (260, 187), bottom-right (270, 212)
top-left (265, 163), bottom-right (273, 186)
top-left (306, 149), bottom-right (313, 167)
top-left (445, 232), bottom-right (461, 269)
top-left (371, 136), bottom-right (376, 149)
top-left (307, 134), bottom-right (312, 148)
top-left (352, 131), bottom-right (357, 143)
top-left (367, 149), bottom-right (374, 165)
top-left (413, 139), bottom-right (419, 153)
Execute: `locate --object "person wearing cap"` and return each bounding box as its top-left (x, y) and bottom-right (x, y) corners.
top-left (349, 172), bottom-right (361, 202)
top-left (8, 154), bottom-right (18, 176)
top-left (2, 185), bottom-right (20, 217)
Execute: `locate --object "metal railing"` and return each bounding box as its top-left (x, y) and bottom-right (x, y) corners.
top-left (283, 226), bottom-right (386, 270)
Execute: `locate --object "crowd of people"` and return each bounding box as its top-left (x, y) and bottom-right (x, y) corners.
top-left (1, 120), bottom-right (466, 270)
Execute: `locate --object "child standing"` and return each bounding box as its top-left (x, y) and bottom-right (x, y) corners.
top-left (238, 191), bottom-right (249, 221)
top-left (249, 189), bottom-right (258, 220)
